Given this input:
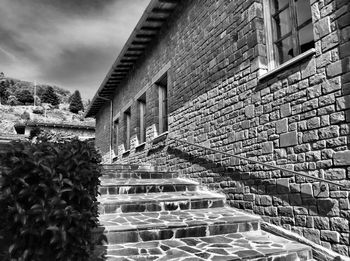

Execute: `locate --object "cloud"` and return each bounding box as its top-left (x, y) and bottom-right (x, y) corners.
top-left (0, 0), bottom-right (150, 99)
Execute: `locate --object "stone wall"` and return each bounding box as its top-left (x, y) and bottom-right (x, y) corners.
top-left (24, 125), bottom-right (95, 138)
top-left (95, 0), bottom-right (350, 255)
top-left (96, 103), bottom-right (112, 162)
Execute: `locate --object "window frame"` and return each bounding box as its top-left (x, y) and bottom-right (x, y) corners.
top-left (137, 95), bottom-right (146, 144)
top-left (113, 118), bottom-right (119, 156)
top-left (157, 78), bottom-right (168, 135)
top-left (123, 108), bottom-right (131, 151)
top-left (263, 0), bottom-right (314, 70)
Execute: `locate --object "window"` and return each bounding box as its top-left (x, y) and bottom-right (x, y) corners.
top-left (157, 74), bottom-right (168, 134)
top-left (138, 95), bottom-right (146, 144)
top-left (264, 0), bottom-right (314, 69)
top-left (113, 119), bottom-right (119, 156)
top-left (124, 109), bottom-right (131, 151)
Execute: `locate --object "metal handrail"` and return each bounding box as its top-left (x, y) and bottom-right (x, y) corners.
top-left (168, 136), bottom-right (349, 190)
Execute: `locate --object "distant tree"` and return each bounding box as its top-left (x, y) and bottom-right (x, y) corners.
top-left (16, 89), bottom-right (34, 104)
top-left (41, 86), bottom-right (60, 106)
top-left (69, 90), bottom-right (84, 114)
top-left (0, 80), bottom-right (9, 104)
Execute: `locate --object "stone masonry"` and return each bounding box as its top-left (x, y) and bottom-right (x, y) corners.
top-left (91, 0), bottom-right (350, 256)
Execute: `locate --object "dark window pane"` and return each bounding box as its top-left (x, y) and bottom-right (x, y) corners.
top-left (270, 0), bottom-right (314, 66)
top-left (271, 0), bottom-right (289, 14)
top-left (295, 0), bottom-right (312, 26)
top-left (114, 121), bottom-right (119, 155)
top-left (124, 112), bottom-right (130, 150)
top-left (298, 23), bottom-right (315, 52)
top-left (138, 100), bottom-right (146, 143)
top-left (272, 8), bottom-right (292, 40)
top-left (275, 36), bottom-right (293, 64)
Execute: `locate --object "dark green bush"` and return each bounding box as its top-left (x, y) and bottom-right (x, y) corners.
top-left (32, 106), bottom-right (44, 115)
top-left (16, 89), bottom-right (34, 104)
top-left (0, 140), bottom-right (103, 260)
top-left (20, 111), bottom-right (30, 120)
top-left (29, 126), bottom-right (42, 139)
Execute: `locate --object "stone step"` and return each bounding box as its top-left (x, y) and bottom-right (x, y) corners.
top-left (99, 178), bottom-right (198, 195)
top-left (101, 170), bottom-right (179, 179)
top-left (99, 207), bottom-right (260, 244)
top-left (98, 191), bottom-right (226, 214)
top-left (104, 230), bottom-right (312, 261)
top-left (103, 164), bottom-right (157, 171)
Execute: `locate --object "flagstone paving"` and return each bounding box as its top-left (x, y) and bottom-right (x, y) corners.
top-left (99, 207), bottom-right (260, 229)
top-left (105, 231), bottom-right (311, 261)
top-left (97, 164), bottom-right (313, 261)
top-left (98, 191), bottom-right (226, 214)
top-left (100, 178), bottom-right (198, 195)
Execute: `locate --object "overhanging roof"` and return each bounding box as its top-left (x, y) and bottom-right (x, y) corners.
top-left (85, 0), bottom-right (178, 118)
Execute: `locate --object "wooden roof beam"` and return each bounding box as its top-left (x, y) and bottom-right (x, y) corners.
top-left (116, 64), bottom-right (133, 69)
top-left (140, 26), bottom-right (161, 31)
top-left (131, 41), bottom-right (149, 46)
top-left (110, 73), bottom-right (126, 77)
top-left (136, 34), bottom-right (154, 39)
top-left (124, 53), bottom-right (141, 58)
top-left (111, 72), bottom-right (127, 76)
top-left (106, 81), bottom-right (121, 84)
top-left (152, 8), bottom-right (173, 14)
top-left (159, 0), bottom-right (178, 3)
top-left (128, 47), bottom-right (146, 51)
top-left (121, 58), bottom-right (138, 62)
top-left (119, 61), bottom-right (134, 65)
top-left (146, 17), bottom-right (166, 23)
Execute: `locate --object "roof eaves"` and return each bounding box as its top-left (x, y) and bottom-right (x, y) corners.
top-left (85, 0), bottom-right (178, 118)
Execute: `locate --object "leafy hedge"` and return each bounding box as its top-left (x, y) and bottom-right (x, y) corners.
top-left (0, 140), bottom-right (103, 260)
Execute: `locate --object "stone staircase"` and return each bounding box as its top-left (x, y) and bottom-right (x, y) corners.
top-left (96, 164), bottom-right (314, 261)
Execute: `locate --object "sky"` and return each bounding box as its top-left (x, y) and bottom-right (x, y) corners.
top-left (0, 0), bottom-right (151, 99)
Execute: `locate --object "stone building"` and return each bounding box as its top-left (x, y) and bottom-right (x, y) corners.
top-left (86, 0), bottom-right (350, 256)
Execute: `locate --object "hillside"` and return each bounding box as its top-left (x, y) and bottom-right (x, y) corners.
top-left (0, 73), bottom-right (94, 134)
top-left (1, 76), bottom-right (71, 104)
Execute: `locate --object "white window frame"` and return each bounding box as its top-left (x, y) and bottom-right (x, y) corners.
top-left (124, 109), bottom-right (131, 151)
top-left (113, 119), bottom-right (119, 156)
top-left (263, 0), bottom-right (314, 71)
top-left (138, 97), bottom-right (146, 144)
top-left (158, 83), bottom-right (168, 134)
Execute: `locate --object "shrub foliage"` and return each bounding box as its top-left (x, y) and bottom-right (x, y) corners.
top-left (16, 89), bottom-right (34, 104)
top-left (0, 140), bottom-right (102, 260)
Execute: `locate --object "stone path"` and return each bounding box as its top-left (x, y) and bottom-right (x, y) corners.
top-left (96, 164), bottom-right (313, 261)
top-left (106, 231), bottom-right (311, 261)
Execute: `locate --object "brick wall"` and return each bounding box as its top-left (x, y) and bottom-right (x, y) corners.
top-left (94, 0), bottom-right (350, 255)
top-left (96, 103), bottom-right (112, 162)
